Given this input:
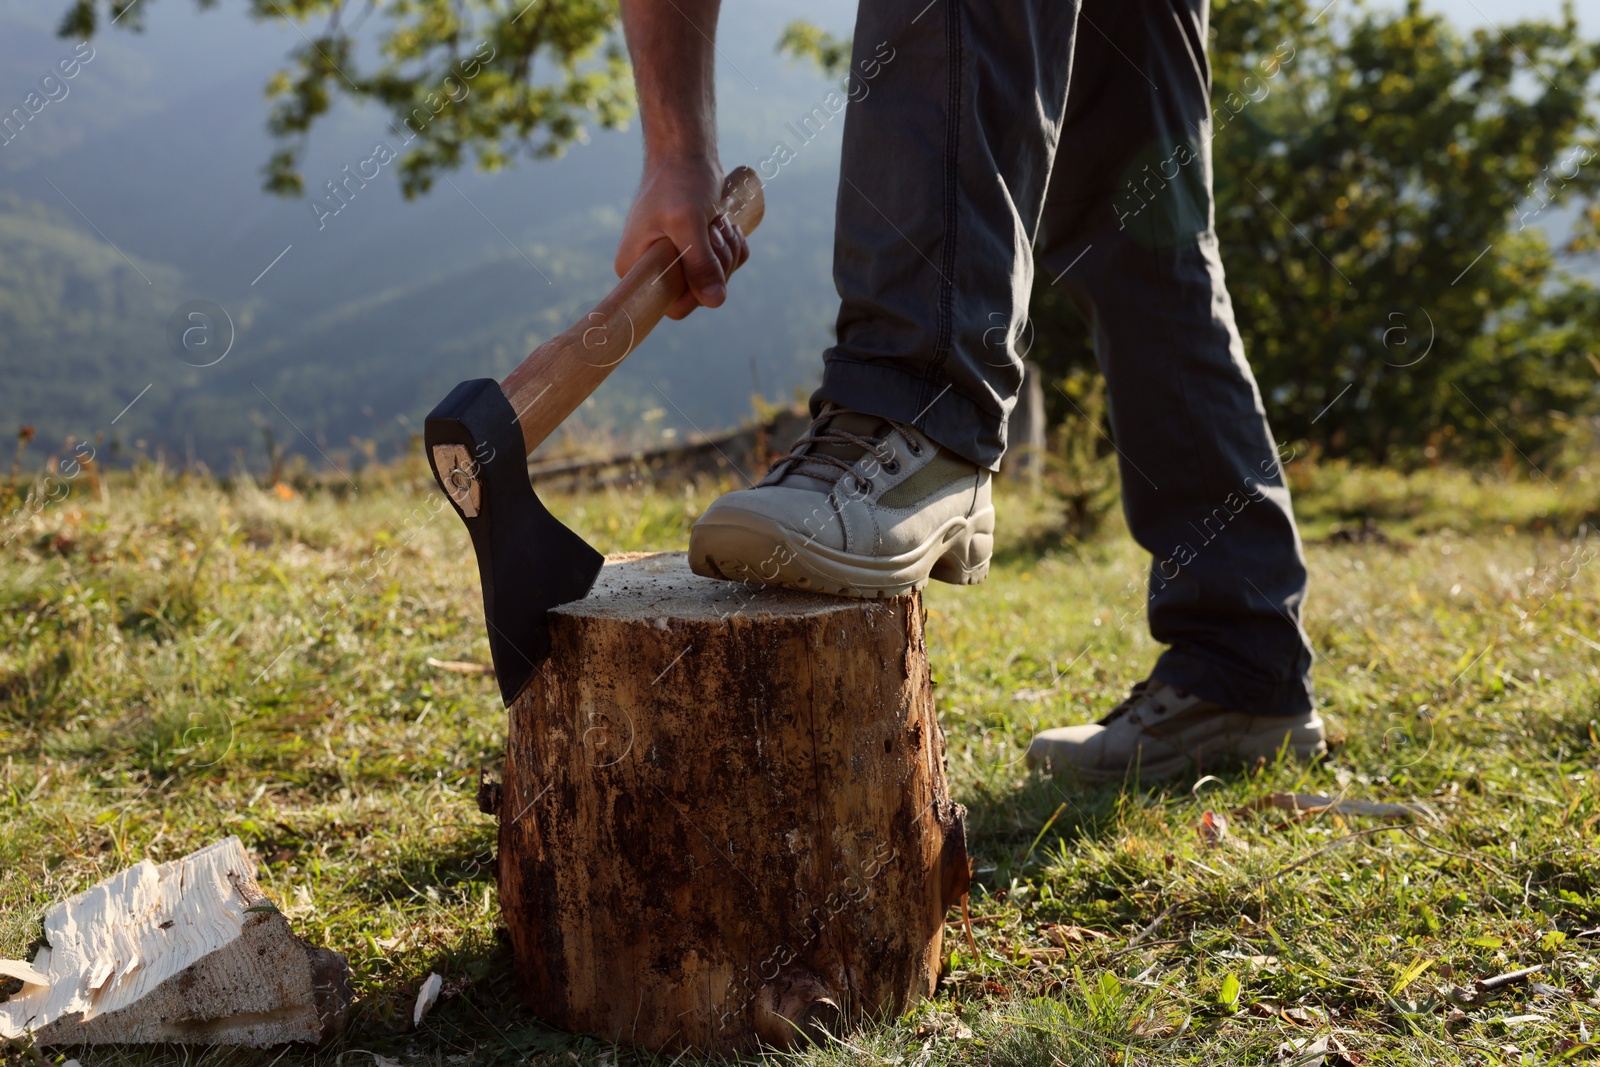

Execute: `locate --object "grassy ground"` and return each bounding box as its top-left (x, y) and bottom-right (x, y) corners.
top-left (3, 452), bottom-right (1599, 1066)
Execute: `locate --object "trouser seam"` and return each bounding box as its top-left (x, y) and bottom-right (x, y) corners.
top-left (1166, 240), bottom-right (1225, 502)
top-left (927, 0), bottom-right (963, 425)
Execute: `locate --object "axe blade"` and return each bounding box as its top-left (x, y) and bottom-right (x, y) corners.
top-left (425, 378), bottom-right (603, 705)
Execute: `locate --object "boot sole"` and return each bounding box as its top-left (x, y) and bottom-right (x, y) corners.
top-left (1047, 723), bottom-right (1330, 783)
top-left (689, 506), bottom-right (995, 598)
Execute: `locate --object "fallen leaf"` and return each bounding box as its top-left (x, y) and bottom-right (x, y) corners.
top-left (1219, 951), bottom-right (1281, 970)
top-left (1276, 1034), bottom-right (1330, 1066)
top-left (413, 972), bottom-right (443, 1027)
top-left (1326, 1034), bottom-right (1359, 1066)
top-left (914, 1011), bottom-right (974, 1040)
top-left (0, 959), bottom-right (50, 988)
top-left (1019, 946), bottom-right (1067, 962)
top-left (1199, 810), bottom-right (1228, 848)
top-left (1040, 923), bottom-right (1110, 948)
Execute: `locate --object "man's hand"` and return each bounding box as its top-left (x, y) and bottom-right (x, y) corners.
top-left (615, 157), bottom-right (749, 321)
top-left (615, 0), bottom-right (746, 320)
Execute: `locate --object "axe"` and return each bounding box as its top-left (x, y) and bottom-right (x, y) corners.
top-left (424, 166), bottom-right (765, 705)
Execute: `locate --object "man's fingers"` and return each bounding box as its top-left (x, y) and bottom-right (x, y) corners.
top-left (624, 206), bottom-right (748, 320)
top-left (708, 218), bottom-right (736, 274)
top-left (676, 226), bottom-right (728, 308)
top-left (719, 215), bottom-right (750, 270)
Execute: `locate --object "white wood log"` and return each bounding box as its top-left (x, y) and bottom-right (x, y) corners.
top-left (0, 837), bottom-right (350, 1047)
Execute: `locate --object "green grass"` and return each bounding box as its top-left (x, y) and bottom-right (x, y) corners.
top-left (3, 453), bottom-right (1599, 1066)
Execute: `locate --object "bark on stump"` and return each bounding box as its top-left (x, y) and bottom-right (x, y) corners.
top-left (494, 552), bottom-right (968, 1053)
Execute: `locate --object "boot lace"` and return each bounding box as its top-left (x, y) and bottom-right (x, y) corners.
top-left (768, 409), bottom-right (920, 489)
top-left (1097, 680), bottom-right (1155, 727)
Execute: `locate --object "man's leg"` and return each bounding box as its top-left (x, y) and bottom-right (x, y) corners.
top-left (1025, 0), bottom-right (1319, 778)
top-left (688, 0), bottom-right (1079, 595)
top-left (810, 0), bottom-right (1081, 470)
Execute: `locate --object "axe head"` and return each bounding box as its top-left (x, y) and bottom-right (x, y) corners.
top-left (424, 379), bottom-right (603, 705)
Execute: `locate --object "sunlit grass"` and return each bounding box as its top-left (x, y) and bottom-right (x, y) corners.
top-left (2, 453), bottom-right (1598, 1065)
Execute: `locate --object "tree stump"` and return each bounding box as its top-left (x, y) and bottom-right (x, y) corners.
top-left (492, 552), bottom-right (968, 1053)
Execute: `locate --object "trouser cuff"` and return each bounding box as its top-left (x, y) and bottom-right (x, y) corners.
top-left (812, 358), bottom-right (1006, 471)
top-left (1152, 646), bottom-right (1314, 718)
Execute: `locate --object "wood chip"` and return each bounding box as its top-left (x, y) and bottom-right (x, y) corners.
top-left (1477, 964), bottom-right (1544, 992)
top-left (1233, 792), bottom-right (1439, 822)
top-left (426, 657), bottom-right (493, 675)
top-left (1199, 810), bottom-right (1229, 847)
top-left (0, 959), bottom-right (51, 988)
top-left (413, 972), bottom-right (443, 1027)
top-left (86, 957), bottom-right (116, 994)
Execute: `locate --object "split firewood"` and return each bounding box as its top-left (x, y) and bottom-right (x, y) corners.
top-left (0, 837), bottom-right (350, 1047)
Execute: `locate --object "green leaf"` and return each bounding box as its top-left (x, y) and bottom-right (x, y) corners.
top-left (1218, 972), bottom-right (1242, 1012)
top-left (1466, 936), bottom-right (1504, 949)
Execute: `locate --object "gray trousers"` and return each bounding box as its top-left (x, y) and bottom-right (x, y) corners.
top-left (813, 0), bottom-right (1315, 716)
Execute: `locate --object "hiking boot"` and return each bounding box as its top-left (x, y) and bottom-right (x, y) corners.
top-left (689, 404), bottom-right (993, 597)
top-left (1025, 679), bottom-right (1327, 782)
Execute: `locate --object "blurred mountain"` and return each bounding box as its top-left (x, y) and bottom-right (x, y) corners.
top-left (0, 0), bottom-right (855, 471)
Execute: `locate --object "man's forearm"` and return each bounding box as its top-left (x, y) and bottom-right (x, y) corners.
top-left (620, 0), bottom-right (721, 164)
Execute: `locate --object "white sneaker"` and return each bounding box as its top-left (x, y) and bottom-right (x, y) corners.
top-left (689, 405), bottom-right (994, 597)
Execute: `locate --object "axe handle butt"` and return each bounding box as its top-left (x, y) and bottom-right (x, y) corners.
top-left (501, 165), bottom-right (765, 457)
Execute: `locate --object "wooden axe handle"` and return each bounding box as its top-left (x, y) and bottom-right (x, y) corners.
top-left (500, 165), bottom-right (765, 457)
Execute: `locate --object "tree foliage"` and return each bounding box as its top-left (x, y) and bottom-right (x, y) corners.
top-left (57, 0), bottom-right (634, 198)
top-left (1030, 0), bottom-right (1600, 467)
top-left (776, 21), bottom-right (853, 79)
